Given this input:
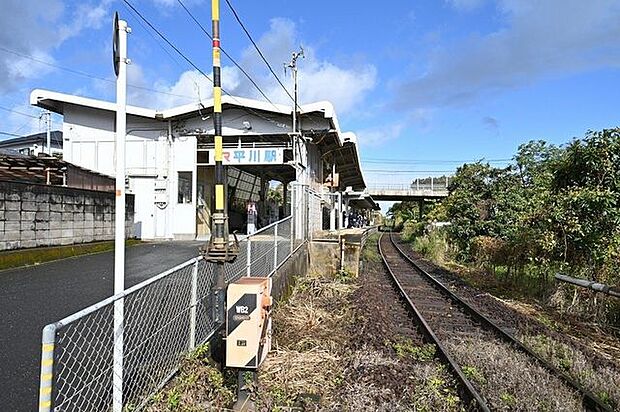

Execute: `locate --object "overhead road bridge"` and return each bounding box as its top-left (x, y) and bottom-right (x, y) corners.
top-left (366, 182), bottom-right (449, 201)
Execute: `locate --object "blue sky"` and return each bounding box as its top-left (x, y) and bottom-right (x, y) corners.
top-left (2, 0), bottom-right (620, 186)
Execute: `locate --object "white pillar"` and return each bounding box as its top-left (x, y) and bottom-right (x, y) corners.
top-left (337, 191), bottom-right (343, 229)
top-left (113, 15), bottom-right (130, 412)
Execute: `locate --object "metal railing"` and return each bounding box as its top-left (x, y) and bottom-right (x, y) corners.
top-left (39, 212), bottom-right (304, 411)
top-left (366, 177), bottom-right (451, 193)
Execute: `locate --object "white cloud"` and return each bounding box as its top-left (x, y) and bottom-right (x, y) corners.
top-left (152, 0), bottom-right (203, 8)
top-left (445, 0), bottom-right (486, 11)
top-left (297, 61), bottom-right (376, 114)
top-left (58, 0), bottom-right (111, 43)
top-left (237, 18), bottom-right (377, 115)
top-left (0, 0), bottom-right (112, 93)
top-left (356, 123), bottom-right (405, 147)
top-left (130, 17), bottom-right (377, 114)
top-left (395, 0), bottom-right (620, 109)
top-left (126, 64), bottom-right (243, 110)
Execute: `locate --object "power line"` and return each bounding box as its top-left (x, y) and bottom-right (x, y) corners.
top-left (362, 158), bottom-right (512, 165)
top-left (365, 169), bottom-right (456, 174)
top-left (0, 131), bottom-right (21, 137)
top-left (176, 0), bottom-right (278, 109)
top-left (0, 46), bottom-right (195, 102)
top-left (123, 0), bottom-right (214, 85)
top-left (223, 0), bottom-right (298, 109)
top-left (0, 105), bottom-right (40, 119)
top-left (122, 0), bottom-right (289, 129)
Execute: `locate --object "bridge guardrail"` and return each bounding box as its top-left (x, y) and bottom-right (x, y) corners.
top-left (39, 187), bottom-right (311, 411)
top-left (366, 177), bottom-right (451, 193)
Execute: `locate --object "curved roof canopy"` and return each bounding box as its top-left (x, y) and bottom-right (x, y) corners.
top-left (30, 89), bottom-right (367, 190)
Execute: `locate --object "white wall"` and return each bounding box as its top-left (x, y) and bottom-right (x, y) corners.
top-left (171, 135), bottom-right (197, 239)
top-left (62, 106), bottom-right (174, 240)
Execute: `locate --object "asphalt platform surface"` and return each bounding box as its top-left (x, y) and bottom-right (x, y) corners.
top-left (0, 241), bottom-right (202, 411)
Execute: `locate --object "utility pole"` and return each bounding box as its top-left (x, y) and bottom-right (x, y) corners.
top-left (40, 110), bottom-right (51, 155)
top-left (285, 48), bottom-right (304, 240)
top-left (285, 47), bottom-right (304, 138)
top-left (202, 0), bottom-right (237, 345)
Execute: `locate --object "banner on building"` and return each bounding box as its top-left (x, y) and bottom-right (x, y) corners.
top-left (205, 148), bottom-right (284, 165)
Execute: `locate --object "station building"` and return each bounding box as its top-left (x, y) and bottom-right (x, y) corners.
top-left (30, 89), bottom-right (377, 240)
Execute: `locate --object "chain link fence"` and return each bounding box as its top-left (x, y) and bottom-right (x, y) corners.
top-left (39, 212), bottom-right (301, 412)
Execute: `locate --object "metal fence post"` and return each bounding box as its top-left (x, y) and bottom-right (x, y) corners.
top-left (291, 184), bottom-right (297, 248)
top-left (189, 259), bottom-right (198, 350)
top-left (273, 222), bottom-right (278, 275)
top-left (246, 237), bottom-right (252, 277)
top-left (39, 324), bottom-right (56, 412)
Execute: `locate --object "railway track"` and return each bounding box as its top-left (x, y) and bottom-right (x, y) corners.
top-left (378, 232), bottom-right (611, 411)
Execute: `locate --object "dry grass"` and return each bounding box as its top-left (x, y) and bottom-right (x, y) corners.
top-left (522, 334), bottom-right (620, 410)
top-left (144, 345), bottom-right (235, 411)
top-left (257, 270), bottom-right (356, 410)
top-left (446, 336), bottom-right (583, 411)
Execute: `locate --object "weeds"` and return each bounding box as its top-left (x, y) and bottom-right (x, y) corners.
top-left (391, 338), bottom-right (436, 361)
top-left (446, 336), bottom-right (582, 411)
top-left (166, 389), bottom-right (180, 410)
top-left (412, 230), bottom-right (452, 264)
top-left (144, 344), bottom-right (235, 411)
top-left (361, 235), bottom-right (381, 263)
top-left (522, 333), bottom-right (620, 410)
top-left (462, 365), bottom-right (486, 385)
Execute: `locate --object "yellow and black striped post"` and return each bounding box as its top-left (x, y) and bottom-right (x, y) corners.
top-left (212, 0), bottom-right (224, 245)
top-left (203, 0), bottom-right (237, 328)
top-left (38, 324), bottom-right (56, 412)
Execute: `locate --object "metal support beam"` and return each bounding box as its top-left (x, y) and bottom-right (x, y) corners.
top-left (555, 274), bottom-right (620, 298)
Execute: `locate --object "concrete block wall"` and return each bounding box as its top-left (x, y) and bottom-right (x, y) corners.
top-left (0, 181), bottom-right (134, 251)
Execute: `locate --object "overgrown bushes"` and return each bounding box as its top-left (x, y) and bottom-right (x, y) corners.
top-left (391, 128), bottom-right (620, 325)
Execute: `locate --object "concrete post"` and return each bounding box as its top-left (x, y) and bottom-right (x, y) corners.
top-left (337, 191), bottom-right (343, 229)
top-left (329, 193), bottom-right (336, 231)
top-left (246, 237), bottom-right (252, 277)
top-left (39, 324), bottom-right (56, 412)
top-left (273, 223), bottom-right (278, 275)
top-left (282, 181), bottom-right (289, 218)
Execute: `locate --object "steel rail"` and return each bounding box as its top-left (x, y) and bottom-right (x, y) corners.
top-left (387, 232), bottom-right (611, 412)
top-left (377, 233), bottom-right (490, 411)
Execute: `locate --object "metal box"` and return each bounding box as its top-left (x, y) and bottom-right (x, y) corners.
top-left (225, 277), bottom-right (272, 369)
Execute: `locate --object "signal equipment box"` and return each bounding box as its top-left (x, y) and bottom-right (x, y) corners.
top-left (225, 277), bottom-right (273, 369)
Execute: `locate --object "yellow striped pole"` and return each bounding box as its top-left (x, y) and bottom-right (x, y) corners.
top-left (38, 324), bottom-right (56, 412)
top-left (204, 0), bottom-right (239, 328)
top-left (212, 0), bottom-right (224, 231)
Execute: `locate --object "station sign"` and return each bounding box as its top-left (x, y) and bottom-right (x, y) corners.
top-left (205, 148), bottom-right (284, 166)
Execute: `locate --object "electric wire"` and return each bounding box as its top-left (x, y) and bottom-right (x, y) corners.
top-left (0, 46), bottom-right (195, 101)
top-left (122, 0), bottom-right (214, 84)
top-left (176, 0), bottom-right (279, 109)
top-left (362, 157), bottom-right (512, 164)
top-left (0, 131), bottom-right (21, 137)
top-left (365, 169), bottom-right (456, 173)
top-left (223, 0), bottom-right (299, 110)
top-left (0, 106), bottom-right (40, 119)
top-left (121, 0), bottom-right (282, 128)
